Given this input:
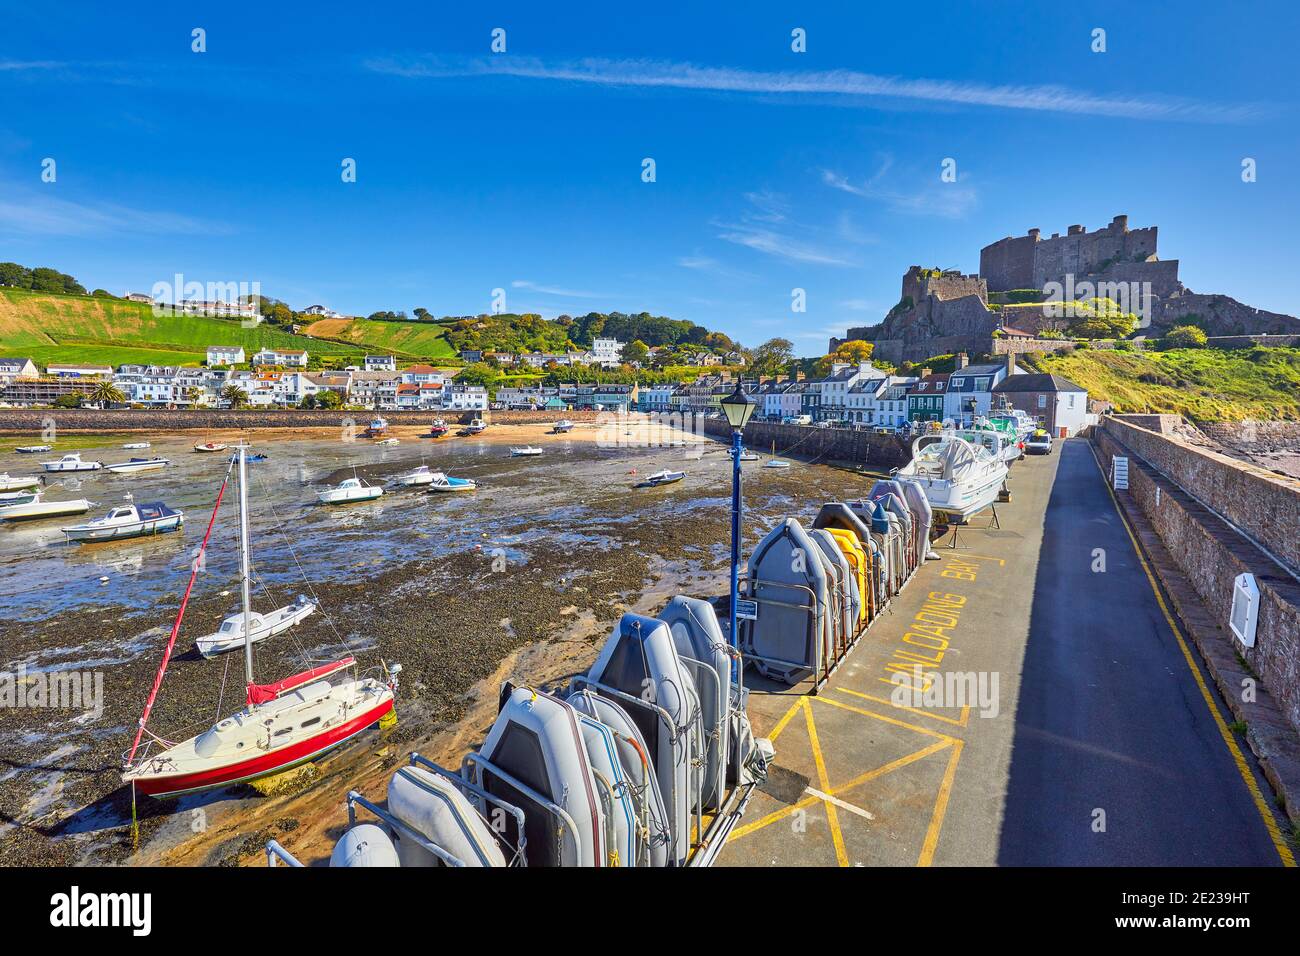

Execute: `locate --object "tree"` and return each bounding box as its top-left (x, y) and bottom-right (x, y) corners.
top-left (749, 337), bottom-right (795, 376)
top-left (0, 262), bottom-right (31, 288)
top-left (53, 392), bottom-right (83, 408)
top-left (832, 339), bottom-right (874, 364)
top-left (220, 384), bottom-right (250, 408)
top-left (299, 393), bottom-right (320, 409)
top-left (89, 381), bottom-right (126, 408)
top-left (1163, 325), bottom-right (1208, 349)
top-left (316, 389), bottom-right (342, 408)
top-left (622, 339), bottom-right (650, 365)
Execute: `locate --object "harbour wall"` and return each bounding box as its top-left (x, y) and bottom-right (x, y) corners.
top-left (702, 417), bottom-right (910, 468)
top-left (1095, 416), bottom-right (1300, 738)
top-left (0, 408), bottom-right (604, 432)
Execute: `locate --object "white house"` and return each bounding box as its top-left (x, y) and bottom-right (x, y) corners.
top-left (206, 345), bottom-right (246, 366)
top-left (992, 373), bottom-right (1089, 437)
top-left (349, 371), bottom-right (400, 409)
top-left (0, 358), bottom-right (40, 384)
top-left (46, 363), bottom-right (113, 379)
top-left (123, 291), bottom-right (155, 303)
top-left (943, 356), bottom-right (1021, 424)
top-left (813, 362), bottom-right (881, 422)
top-left (303, 304), bottom-right (345, 319)
top-left (442, 384), bottom-right (489, 411)
top-left (399, 364), bottom-right (446, 385)
top-left (251, 348), bottom-right (309, 368)
top-left (176, 299), bottom-right (259, 320)
top-left (591, 337), bottom-right (625, 367)
top-left (364, 355), bottom-right (397, 371)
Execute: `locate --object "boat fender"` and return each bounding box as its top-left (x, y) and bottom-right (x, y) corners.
top-left (330, 823), bottom-right (400, 867)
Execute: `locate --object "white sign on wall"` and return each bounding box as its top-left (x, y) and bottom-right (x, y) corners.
top-left (1112, 456), bottom-right (1129, 490)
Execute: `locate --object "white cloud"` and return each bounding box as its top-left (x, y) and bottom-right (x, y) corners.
top-left (365, 56), bottom-right (1265, 123)
top-left (0, 192), bottom-right (231, 237)
top-left (511, 279), bottom-right (606, 299)
top-left (822, 161), bottom-right (978, 220)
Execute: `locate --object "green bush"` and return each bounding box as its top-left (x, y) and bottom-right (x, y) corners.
top-left (1163, 325), bottom-right (1208, 349)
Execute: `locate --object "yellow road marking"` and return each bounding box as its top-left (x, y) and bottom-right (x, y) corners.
top-left (810, 692), bottom-right (956, 742)
top-left (1087, 443), bottom-right (1296, 868)
top-left (804, 699), bottom-right (849, 866)
top-left (918, 739), bottom-right (964, 866)
top-left (767, 696), bottom-right (804, 743)
top-left (834, 686), bottom-right (972, 728)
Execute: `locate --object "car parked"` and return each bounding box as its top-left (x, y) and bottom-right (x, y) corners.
top-left (1025, 429), bottom-right (1054, 455)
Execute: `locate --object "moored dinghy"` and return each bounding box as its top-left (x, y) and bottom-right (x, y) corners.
top-left (742, 517), bottom-right (831, 685)
top-left (0, 473), bottom-right (41, 492)
top-left (317, 476), bottom-right (383, 504)
top-left (105, 456), bottom-right (169, 475)
top-left (427, 472), bottom-right (476, 493)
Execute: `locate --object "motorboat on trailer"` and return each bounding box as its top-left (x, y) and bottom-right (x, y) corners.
top-left (640, 469), bottom-right (685, 488)
top-left (317, 476), bottom-right (384, 504)
top-left (551, 419), bottom-right (574, 434)
top-left (122, 445), bottom-right (399, 799)
top-left (427, 472), bottom-right (476, 493)
top-left (196, 598), bottom-right (317, 658)
top-left (0, 492), bottom-right (91, 522)
top-left (41, 452), bottom-right (102, 473)
top-left (0, 473), bottom-right (40, 491)
top-left (194, 441), bottom-right (228, 453)
top-left (61, 501), bottom-right (184, 542)
top-left (895, 433), bottom-right (1007, 521)
top-left (510, 445), bottom-right (542, 457)
top-left (105, 456), bottom-right (170, 475)
top-left (14, 444), bottom-right (51, 454)
top-left (393, 465), bottom-right (437, 487)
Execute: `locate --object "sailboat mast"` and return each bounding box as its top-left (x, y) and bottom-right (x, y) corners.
top-left (237, 444), bottom-right (255, 691)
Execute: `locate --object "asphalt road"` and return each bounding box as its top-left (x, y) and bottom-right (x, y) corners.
top-left (997, 440), bottom-right (1286, 865)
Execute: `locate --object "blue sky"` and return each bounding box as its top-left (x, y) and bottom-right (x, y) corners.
top-left (2, 1), bottom-right (1296, 353)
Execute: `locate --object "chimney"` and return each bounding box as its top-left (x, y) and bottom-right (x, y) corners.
top-left (794, 369), bottom-right (806, 382)
top-left (1005, 352), bottom-right (1016, 377)
top-left (956, 352), bottom-right (968, 370)
top-left (919, 367), bottom-right (932, 379)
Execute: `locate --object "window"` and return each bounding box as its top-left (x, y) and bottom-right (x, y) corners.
top-left (1037, 395), bottom-right (1047, 408)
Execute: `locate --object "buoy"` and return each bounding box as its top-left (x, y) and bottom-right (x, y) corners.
top-left (99, 576), bottom-right (109, 585)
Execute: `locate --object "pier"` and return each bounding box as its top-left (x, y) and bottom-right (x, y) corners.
top-left (719, 439), bottom-right (1295, 867)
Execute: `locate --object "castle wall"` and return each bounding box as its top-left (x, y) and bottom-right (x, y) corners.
top-left (980, 234), bottom-right (1038, 292)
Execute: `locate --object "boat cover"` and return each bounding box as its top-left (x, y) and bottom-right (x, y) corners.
top-left (658, 595), bottom-right (730, 812)
top-left (247, 657), bottom-right (353, 706)
top-left (575, 712), bottom-right (640, 866)
top-left (897, 478), bottom-right (934, 557)
top-left (587, 613), bottom-right (700, 866)
top-left (330, 822), bottom-right (401, 867)
top-left (809, 528), bottom-right (854, 654)
top-left (386, 765), bottom-right (506, 867)
top-left (138, 502), bottom-right (180, 519)
top-left (743, 517), bottom-right (830, 685)
top-left (825, 528), bottom-right (869, 627)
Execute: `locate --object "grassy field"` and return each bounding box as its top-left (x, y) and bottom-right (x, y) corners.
top-left (1024, 346), bottom-right (1300, 422)
top-left (301, 317), bottom-right (457, 360)
top-left (0, 288), bottom-right (359, 366)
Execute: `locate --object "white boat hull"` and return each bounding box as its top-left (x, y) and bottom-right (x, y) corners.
top-left (62, 513), bottom-right (183, 542)
top-left (196, 601), bottom-right (317, 658)
top-left (318, 487), bottom-right (384, 504)
top-left (106, 459), bottom-right (169, 474)
top-left (41, 462), bottom-right (101, 472)
top-left (0, 499), bottom-right (92, 521)
top-left (0, 477), bottom-right (40, 492)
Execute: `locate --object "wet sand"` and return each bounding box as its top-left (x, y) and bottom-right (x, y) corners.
top-left (0, 419), bottom-right (868, 866)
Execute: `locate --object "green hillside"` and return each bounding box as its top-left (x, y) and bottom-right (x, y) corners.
top-left (1022, 346), bottom-right (1300, 422)
top-left (300, 316), bottom-right (456, 360)
top-left (0, 288), bottom-right (359, 367)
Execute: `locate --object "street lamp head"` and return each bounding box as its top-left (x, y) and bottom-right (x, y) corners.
top-left (720, 384), bottom-right (755, 430)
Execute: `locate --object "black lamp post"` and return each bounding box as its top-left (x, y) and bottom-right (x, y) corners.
top-left (720, 384), bottom-right (756, 668)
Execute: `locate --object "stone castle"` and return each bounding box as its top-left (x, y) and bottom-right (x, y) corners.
top-left (833, 215), bottom-right (1300, 364)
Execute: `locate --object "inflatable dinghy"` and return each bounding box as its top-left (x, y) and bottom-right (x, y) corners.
top-left (388, 764), bottom-right (507, 867)
top-left (659, 595), bottom-right (731, 811)
top-left (330, 823), bottom-right (400, 867)
top-left (743, 518), bottom-right (833, 685)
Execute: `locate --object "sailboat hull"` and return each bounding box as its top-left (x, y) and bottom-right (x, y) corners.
top-left (126, 697), bottom-right (394, 798)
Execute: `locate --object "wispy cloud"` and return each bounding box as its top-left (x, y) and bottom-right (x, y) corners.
top-left (822, 157), bottom-right (978, 219)
top-left (0, 60), bottom-right (64, 72)
top-left (364, 55), bottom-right (1266, 123)
top-left (0, 191), bottom-right (231, 237)
top-left (712, 191), bottom-right (862, 268)
top-left (511, 279), bottom-right (607, 299)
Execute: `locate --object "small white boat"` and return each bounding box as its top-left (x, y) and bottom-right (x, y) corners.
top-left (464, 419), bottom-right (487, 435)
top-left (552, 419), bottom-right (575, 434)
top-left (41, 452), bottom-right (103, 473)
top-left (375, 437), bottom-right (400, 446)
top-left (14, 445), bottom-right (51, 454)
top-left (896, 435), bottom-right (1008, 520)
top-left (317, 476), bottom-right (384, 504)
top-left (393, 465), bottom-right (436, 487)
top-left (0, 490), bottom-right (39, 506)
top-left (427, 472), bottom-right (477, 493)
top-left (122, 442), bottom-right (151, 450)
top-left (195, 599), bottom-right (317, 658)
top-left (510, 446), bottom-right (543, 457)
top-left (0, 473), bottom-right (40, 492)
top-left (642, 469), bottom-right (685, 487)
top-left (728, 449), bottom-right (759, 462)
top-left (106, 457), bottom-right (170, 474)
top-left (194, 441), bottom-right (228, 453)
top-left (61, 501), bottom-right (184, 542)
top-left (364, 417), bottom-right (389, 437)
top-left (0, 493), bottom-right (92, 522)
top-left (763, 459), bottom-right (791, 469)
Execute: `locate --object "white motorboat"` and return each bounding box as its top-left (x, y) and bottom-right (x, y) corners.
top-left (510, 446), bottom-right (542, 457)
top-left (0, 492), bottom-right (92, 522)
top-left (317, 476), bottom-right (384, 504)
top-left (122, 445), bottom-right (398, 799)
top-left (427, 472), bottom-right (476, 493)
top-left (0, 473), bottom-right (40, 492)
top-left (464, 419), bottom-right (487, 435)
top-left (41, 452), bottom-right (102, 473)
top-left (106, 456), bottom-right (170, 474)
top-left (14, 445), bottom-right (51, 454)
top-left (763, 459), bottom-right (791, 469)
top-left (393, 465), bottom-right (436, 487)
top-left (61, 501), bottom-right (184, 542)
top-left (0, 490), bottom-right (39, 506)
top-left (375, 437), bottom-right (400, 446)
top-left (957, 427), bottom-right (1021, 467)
top-left (895, 435), bottom-right (1008, 520)
top-left (728, 449), bottom-right (759, 462)
top-left (552, 419), bottom-right (575, 434)
top-left (194, 441), bottom-right (228, 453)
top-left (196, 598), bottom-right (317, 658)
top-left (122, 442), bottom-right (152, 450)
top-left (642, 469), bottom-right (685, 487)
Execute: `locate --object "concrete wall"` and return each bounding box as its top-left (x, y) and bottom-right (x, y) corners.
top-left (701, 417), bottom-right (910, 468)
top-left (0, 408), bottom-right (602, 432)
top-left (1096, 418), bottom-right (1300, 736)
